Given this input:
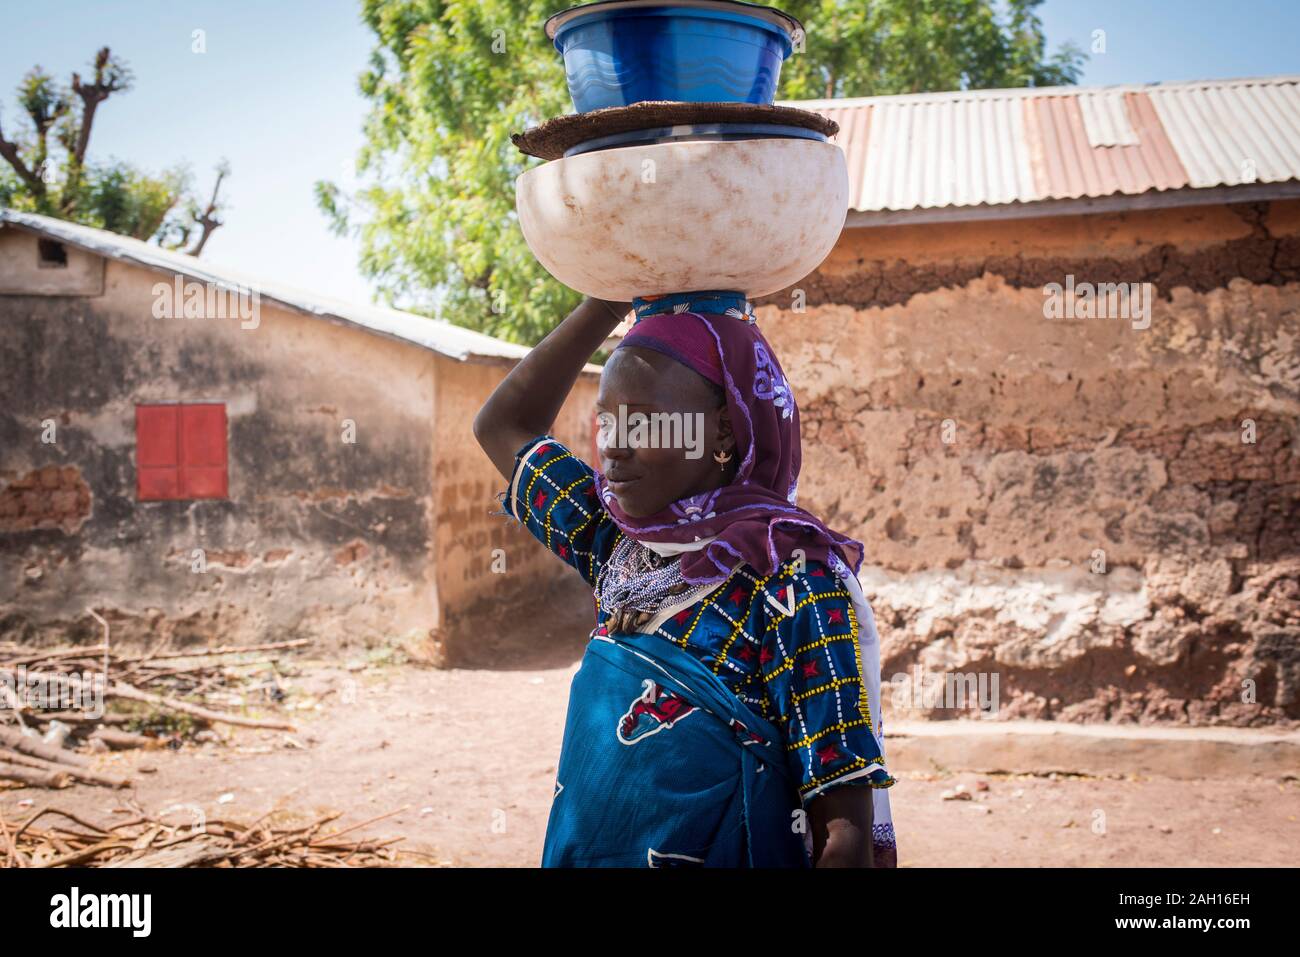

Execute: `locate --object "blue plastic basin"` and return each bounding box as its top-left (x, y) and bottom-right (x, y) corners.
top-left (545, 1), bottom-right (802, 112)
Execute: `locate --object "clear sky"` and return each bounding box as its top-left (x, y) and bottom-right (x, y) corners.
top-left (2, 1), bottom-right (1297, 310)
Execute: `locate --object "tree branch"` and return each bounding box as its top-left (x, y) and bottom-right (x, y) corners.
top-left (62, 47), bottom-right (131, 213)
top-left (187, 164), bottom-right (228, 256)
top-left (70, 47), bottom-right (127, 166)
top-left (0, 116), bottom-right (44, 196)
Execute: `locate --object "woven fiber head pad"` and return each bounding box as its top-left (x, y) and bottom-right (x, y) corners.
top-left (511, 100), bottom-right (839, 161)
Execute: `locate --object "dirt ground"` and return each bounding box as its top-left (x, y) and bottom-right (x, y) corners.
top-left (4, 637), bottom-right (1297, 867)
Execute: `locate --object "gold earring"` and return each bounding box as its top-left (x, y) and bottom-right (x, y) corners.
top-left (713, 449), bottom-right (732, 472)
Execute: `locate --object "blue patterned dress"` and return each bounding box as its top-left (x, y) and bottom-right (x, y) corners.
top-left (502, 434), bottom-right (896, 867)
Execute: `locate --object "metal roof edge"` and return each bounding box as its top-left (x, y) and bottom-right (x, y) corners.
top-left (780, 74), bottom-right (1300, 111)
top-left (459, 351), bottom-right (602, 377)
top-left (842, 181), bottom-right (1300, 228)
top-left (0, 208), bottom-right (532, 365)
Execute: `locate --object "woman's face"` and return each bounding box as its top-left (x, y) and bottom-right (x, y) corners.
top-left (595, 346), bottom-right (735, 517)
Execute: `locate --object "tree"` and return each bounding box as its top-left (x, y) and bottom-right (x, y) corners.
top-left (320, 0), bottom-right (1085, 344)
top-left (781, 0), bottom-right (1084, 98)
top-left (0, 47), bottom-right (230, 255)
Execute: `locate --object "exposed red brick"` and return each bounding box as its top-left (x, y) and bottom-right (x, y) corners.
top-left (334, 540), bottom-right (370, 565)
top-left (0, 466), bottom-right (93, 535)
top-left (204, 550), bottom-right (254, 569)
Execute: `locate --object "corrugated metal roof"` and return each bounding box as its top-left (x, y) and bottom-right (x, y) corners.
top-left (1023, 91), bottom-right (1188, 199)
top-left (802, 89), bottom-right (1042, 210)
top-left (1077, 90), bottom-right (1139, 147)
top-left (781, 75), bottom-right (1300, 213)
top-left (1148, 80), bottom-right (1300, 187)
top-left (0, 209), bottom-right (531, 364)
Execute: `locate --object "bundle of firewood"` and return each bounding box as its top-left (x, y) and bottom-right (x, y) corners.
top-left (0, 638), bottom-right (309, 789)
top-left (0, 804), bottom-right (405, 867)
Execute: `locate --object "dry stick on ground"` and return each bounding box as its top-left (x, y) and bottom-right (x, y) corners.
top-left (0, 637), bottom-right (303, 789)
top-left (2, 805), bottom-right (404, 868)
top-left (15, 807), bottom-right (112, 841)
top-left (0, 760), bottom-right (71, 788)
top-left (307, 805), bottom-right (409, 845)
top-left (87, 727), bottom-right (160, 751)
top-left (127, 663), bottom-right (222, 685)
top-left (36, 838), bottom-right (135, 868)
top-left (235, 816), bottom-right (337, 862)
top-left (0, 667), bottom-right (296, 732)
top-left (0, 810), bottom-right (21, 867)
top-left (109, 678), bottom-right (296, 731)
top-left (119, 639), bottom-right (310, 662)
top-left (0, 749), bottom-right (128, 788)
top-left (182, 675), bottom-right (228, 700)
top-left (12, 646), bottom-right (108, 668)
top-left (17, 711), bottom-right (131, 727)
top-left (105, 843), bottom-right (228, 868)
top-left (85, 606), bottom-right (111, 684)
top-left (12, 638), bottom-right (308, 669)
top-left (127, 659), bottom-right (286, 689)
top-left (0, 726), bottom-right (92, 767)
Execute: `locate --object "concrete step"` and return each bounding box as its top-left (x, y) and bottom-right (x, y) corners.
top-left (883, 719), bottom-right (1300, 780)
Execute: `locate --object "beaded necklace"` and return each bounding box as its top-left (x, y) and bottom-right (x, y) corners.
top-left (595, 535), bottom-right (716, 633)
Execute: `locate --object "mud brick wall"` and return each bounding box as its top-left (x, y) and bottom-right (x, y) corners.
top-left (0, 256), bottom-right (439, 652)
top-left (758, 199), bottom-right (1300, 727)
top-left (0, 237), bottom-right (594, 656)
top-left (430, 357), bottom-right (598, 666)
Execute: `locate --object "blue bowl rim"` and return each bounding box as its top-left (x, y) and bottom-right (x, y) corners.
top-left (545, 0), bottom-right (803, 44)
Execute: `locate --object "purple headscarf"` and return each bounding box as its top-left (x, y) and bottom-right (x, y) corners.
top-left (593, 309), bottom-right (865, 586)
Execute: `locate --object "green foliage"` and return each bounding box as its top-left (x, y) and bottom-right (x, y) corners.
top-left (319, 0), bottom-right (572, 343)
top-left (780, 0), bottom-right (1084, 97)
top-left (0, 48), bottom-right (226, 251)
top-left (322, 0), bottom-right (1085, 344)
top-left (0, 167), bottom-right (19, 208)
top-left (70, 161), bottom-right (188, 238)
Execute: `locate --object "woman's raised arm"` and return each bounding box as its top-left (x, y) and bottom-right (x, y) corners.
top-left (472, 296), bottom-right (631, 480)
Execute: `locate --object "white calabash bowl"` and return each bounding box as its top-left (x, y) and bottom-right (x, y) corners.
top-left (515, 138), bottom-right (848, 300)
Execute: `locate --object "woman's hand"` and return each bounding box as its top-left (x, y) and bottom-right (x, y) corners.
top-left (473, 296), bottom-right (632, 480)
top-left (808, 786), bottom-right (874, 867)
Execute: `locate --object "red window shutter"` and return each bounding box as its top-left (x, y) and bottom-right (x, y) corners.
top-left (179, 404), bottom-right (228, 499)
top-left (136, 405), bottom-right (180, 500)
top-left (136, 402), bottom-right (228, 501)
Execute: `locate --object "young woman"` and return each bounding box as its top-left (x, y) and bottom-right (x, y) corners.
top-left (474, 291), bottom-right (896, 868)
